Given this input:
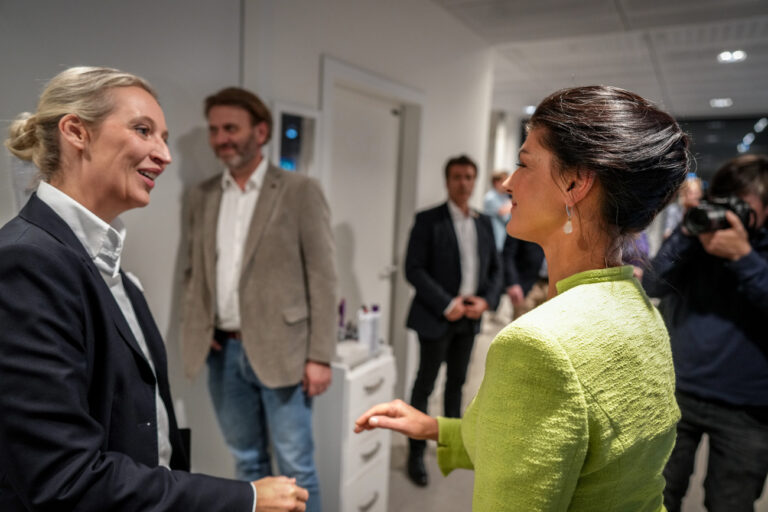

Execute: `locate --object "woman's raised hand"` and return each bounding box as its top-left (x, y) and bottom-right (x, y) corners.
top-left (353, 399), bottom-right (439, 441)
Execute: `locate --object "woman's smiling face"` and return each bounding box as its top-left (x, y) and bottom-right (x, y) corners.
top-left (504, 127), bottom-right (571, 244)
top-left (82, 86), bottom-right (171, 221)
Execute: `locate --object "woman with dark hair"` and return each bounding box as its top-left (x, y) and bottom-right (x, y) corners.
top-left (355, 85), bottom-right (689, 511)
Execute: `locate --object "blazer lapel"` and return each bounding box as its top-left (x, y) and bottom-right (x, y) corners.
top-left (439, 203), bottom-right (462, 276)
top-left (122, 273), bottom-right (167, 379)
top-left (474, 214), bottom-right (490, 277)
top-left (98, 270), bottom-right (155, 372)
top-left (19, 195), bottom-right (152, 368)
top-left (200, 181), bottom-right (223, 299)
top-left (241, 165), bottom-right (282, 268)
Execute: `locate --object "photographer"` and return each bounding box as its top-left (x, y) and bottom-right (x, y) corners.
top-left (643, 154), bottom-right (768, 512)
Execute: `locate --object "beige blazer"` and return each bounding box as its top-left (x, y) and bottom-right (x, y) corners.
top-left (181, 164), bottom-right (337, 388)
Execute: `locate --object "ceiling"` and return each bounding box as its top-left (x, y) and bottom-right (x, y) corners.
top-left (433, 0), bottom-right (768, 119)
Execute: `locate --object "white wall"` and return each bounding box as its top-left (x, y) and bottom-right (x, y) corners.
top-left (244, 0), bottom-right (495, 211)
top-left (0, 0), bottom-right (242, 477)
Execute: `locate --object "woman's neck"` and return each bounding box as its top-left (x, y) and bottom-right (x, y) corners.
top-left (541, 225), bottom-right (615, 300)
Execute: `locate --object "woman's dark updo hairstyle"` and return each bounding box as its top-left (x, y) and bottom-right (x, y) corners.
top-left (529, 85), bottom-right (690, 235)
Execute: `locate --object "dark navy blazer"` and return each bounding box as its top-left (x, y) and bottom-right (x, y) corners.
top-left (405, 202), bottom-right (502, 339)
top-left (0, 195), bottom-right (251, 511)
top-left (502, 235), bottom-right (546, 295)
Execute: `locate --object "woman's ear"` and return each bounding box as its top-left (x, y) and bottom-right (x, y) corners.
top-left (58, 114), bottom-right (89, 151)
top-left (565, 170), bottom-right (595, 206)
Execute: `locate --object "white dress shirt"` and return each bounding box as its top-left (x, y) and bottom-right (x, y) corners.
top-left (215, 157), bottom-right (268, 330)
top-left (447, 199), bottom-right (479, 296)
top-left (36, 181), bottom-right (172, 468)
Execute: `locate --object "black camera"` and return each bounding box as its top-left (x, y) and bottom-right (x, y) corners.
top-left (682, 196), bottom-right (756, 236)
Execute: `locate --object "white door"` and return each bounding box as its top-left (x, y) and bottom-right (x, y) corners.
top-left (328, 84), bottom-right (401, 344)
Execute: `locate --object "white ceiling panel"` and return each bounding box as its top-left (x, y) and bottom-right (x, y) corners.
top-left (432, 0), bottom-right (768, 117)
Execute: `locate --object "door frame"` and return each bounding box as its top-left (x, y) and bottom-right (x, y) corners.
top-left (319, 55), bottom-right (424, 399)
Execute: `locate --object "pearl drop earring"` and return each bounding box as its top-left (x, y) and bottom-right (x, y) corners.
top-left (563, 204), bottom-right (573, 234)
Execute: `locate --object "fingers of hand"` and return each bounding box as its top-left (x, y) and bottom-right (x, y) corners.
top-left (354, 400), bottom-right (401, 431)
top-left (295, 485), bottom-right (309, 502)
top-left (307, 382), bottom-right (327, 397)
top-left (725, 210), bottom-right (746, 231)
top-left (365, 414), bottom-right (407, 434)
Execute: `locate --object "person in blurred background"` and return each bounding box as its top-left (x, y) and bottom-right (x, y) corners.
top-left (402, 154), bottom-right (502, 487)
top-left (181, 87), bottom-right (337, 512)
top-left (663, 174), bottom-right (703, 239)
top-left (644, 154), bottom-right (768, 512)
top-left (483, 170), bottom-right (512, 253)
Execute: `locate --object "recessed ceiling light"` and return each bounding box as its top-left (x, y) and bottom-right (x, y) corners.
top-left (709, 98), bottom-right (733, 108)
top-left (523, 105), bottom-right (536, 115)
top-left (737, 143), bottom-right (748, 153)
top-left (754, 118), bottom-right (767, 133)
top-left (717, 50), bottom-right (747, 63)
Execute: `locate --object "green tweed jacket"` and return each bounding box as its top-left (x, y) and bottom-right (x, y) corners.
top-left (437, 266), bottom-right (679, 511)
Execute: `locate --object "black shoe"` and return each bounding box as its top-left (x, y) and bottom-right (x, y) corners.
top-left (407, 452), bottom-right (428, 487)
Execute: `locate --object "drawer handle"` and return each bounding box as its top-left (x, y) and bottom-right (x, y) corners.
top-left (360, 441), bottom-right (382, 462)
top-left (363, 377), bottom-right (385, 394)
top-left (358, 491), bottom-right (379, 511)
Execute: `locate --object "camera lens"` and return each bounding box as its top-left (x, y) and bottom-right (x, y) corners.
top-left (682, 204), bottom-right (730, 235)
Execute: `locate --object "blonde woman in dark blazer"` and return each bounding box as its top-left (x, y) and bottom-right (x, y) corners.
top-left (0, 66), bottom-right (307, 512)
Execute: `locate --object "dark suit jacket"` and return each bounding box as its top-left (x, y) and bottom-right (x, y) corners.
top-left (502, 235), bottom-right (546, 295)
top-left (405, 202), bottom-right (502, 339)
top-left (0, 195), bottom-right (252, 511)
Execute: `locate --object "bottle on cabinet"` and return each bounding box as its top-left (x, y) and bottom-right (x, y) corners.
top-left (357, 305), bottom-right (381, 357)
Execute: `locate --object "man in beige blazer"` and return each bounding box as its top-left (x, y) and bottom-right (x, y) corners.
top-left (181, 87), bottom-right (337, 512)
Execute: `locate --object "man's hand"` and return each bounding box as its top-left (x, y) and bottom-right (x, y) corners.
top-left (463, 296), bottom-right (488, 319)
top-left (353, 399), bottom-right (439, 441)
top-left (444, 297), bottom-right (465, 321)
top-left (506, 284), bottom-right (524, 307)
top-left (699, 211), bottom-right (752, 261)
top-left (253, 476), bottom-right (308, 512)
top-left (210, 339), bottom-right (223, 351)
top-left (302, 361), bottom-right (331, 397)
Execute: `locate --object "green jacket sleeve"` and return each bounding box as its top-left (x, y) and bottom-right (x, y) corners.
top-left (450, 326), bottom-right (590, 511)
top-left (437, 417), bottom-right (473, 473)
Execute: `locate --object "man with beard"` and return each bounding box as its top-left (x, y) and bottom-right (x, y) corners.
top-left (181, 87), bottom-right (337, 512)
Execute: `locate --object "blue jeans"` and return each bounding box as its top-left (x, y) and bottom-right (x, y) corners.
top-left (663, 390), bottom-right (768, 512)
top-left (207, 337), bottom-right (321, 512)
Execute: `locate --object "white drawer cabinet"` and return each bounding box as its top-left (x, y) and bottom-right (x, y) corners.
top-left (314, 347), bottom-right (396, 512)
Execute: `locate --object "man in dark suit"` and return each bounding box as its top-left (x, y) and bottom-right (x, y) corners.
top-left (502, 235), bottom-right (547, 319)
top-left (404, 154), bottom-right (502, 487)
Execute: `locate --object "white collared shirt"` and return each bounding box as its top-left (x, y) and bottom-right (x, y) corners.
top-left (36, 181), bottom-right (172, 468)
top-left (215, 157), bottom-right (268, 330)
top-left (447, 199), bottom-right (479, 297)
